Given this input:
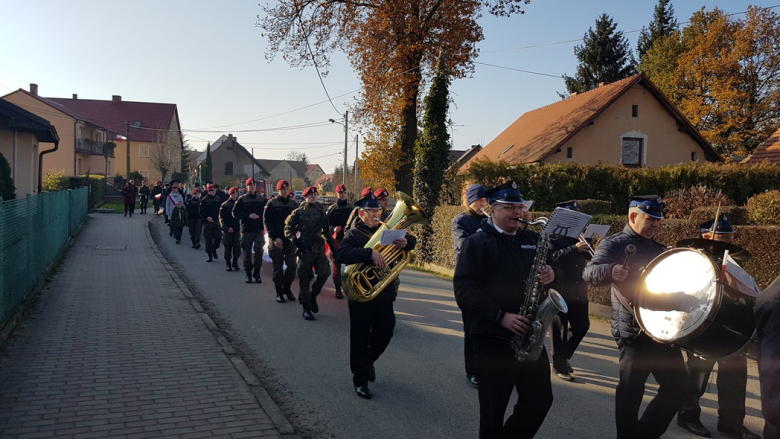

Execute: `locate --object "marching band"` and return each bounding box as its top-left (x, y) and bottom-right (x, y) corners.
top-left (174, 178), bottom-right (775, 439)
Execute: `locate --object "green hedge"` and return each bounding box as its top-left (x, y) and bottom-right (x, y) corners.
top-left (464, 160), bottom-right (780, 213)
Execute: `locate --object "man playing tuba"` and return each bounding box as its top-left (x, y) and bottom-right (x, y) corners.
top-left (335, 192), bottom-right (417, 400)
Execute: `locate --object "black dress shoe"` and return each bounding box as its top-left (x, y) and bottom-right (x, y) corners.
top-left (226, 265), bottom-right (232, 272)
top-left (254, 276), bottom-right (262, 284)
top-left (276, 293), bottom-right (285, 303)
top-left (677, 418), bottom-right (712, 437)
top-left (232, 263), bottom-right (240, 271)
top-left (195, 244), bottom-right (201, 249)
top-left (175, 240), bottom-right (180, 244)
top-left (245, 272), bottom-right (253, 283)
top-left (717, 423), bottom-right (760, 439)
top-left (206, 256), bottom-right (213, 262)
top-left (466, 374), bottom-right (479, 389)
top-left (191, 244), bottom-right (196, 248)
top-left (302, 309), bottom-right (314, 320)
top-left (368, 366), bottom-right (376, 383)
top-left (355, 385), bottom-right (372, 399)
top-left (552, 366), bottom-right (574, 382)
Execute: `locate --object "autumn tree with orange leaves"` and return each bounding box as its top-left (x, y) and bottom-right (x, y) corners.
top-left (258, 0), bottom-right (531, 193)
top-left (640, 6), bottom-right (780, 156)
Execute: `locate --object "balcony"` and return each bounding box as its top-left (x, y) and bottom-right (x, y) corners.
top-left (76, 139), bottom-right (115, 157)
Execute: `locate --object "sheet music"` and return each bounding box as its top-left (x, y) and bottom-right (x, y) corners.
top-left (542, 207), bottom-right (592, 238)
top-left (583, 224), bottom-right (611, 239)
top-left (522, 200), bottom-right (533, 211)
top-left (380, 229), bottom-right (407, 245)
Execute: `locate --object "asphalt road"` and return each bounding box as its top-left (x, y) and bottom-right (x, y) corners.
top-left (150, 216), bottom-right (765, 439)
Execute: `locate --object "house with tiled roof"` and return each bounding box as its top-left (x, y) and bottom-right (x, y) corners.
top-left (2, 84), bottom-right (183, 183)
top-left (194, 134), bottom-right (271, 186)
top-left (742, 129), bottom-right (780, 165)
top-left (305, 164), bottom-right (324, 184)
top-left (459, 74), bottom-right (722, 173)
top-left (254, 158), bottom-right (307, 186)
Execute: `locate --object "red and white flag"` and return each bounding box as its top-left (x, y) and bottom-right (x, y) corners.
top-left (115, 134), bottom-right (127, 142)
top-left (721, 250), bottom-right (759, 297)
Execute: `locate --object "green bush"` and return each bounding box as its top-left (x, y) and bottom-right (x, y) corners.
top-left (746, 190), bottom-right (780, 225)
top-left (464, 160), bottom-right (780, 213)
top-left (42, 169), bottom-right (69, 191)
top-left (663, 185), bottom-right (733, 220)
top-left (66, 175), bottom-right (105, 209)
top-left (128, 171), bottom-right (144, 182)
top-left (689, 205), bottom-right (750, 227)
top-left (0, 152), bottom-right (15, 199)
top-left (575, 200), bottom-right (611, 215)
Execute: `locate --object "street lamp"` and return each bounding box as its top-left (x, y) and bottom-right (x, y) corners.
top-left (330, 112), bottom-right (349, 185)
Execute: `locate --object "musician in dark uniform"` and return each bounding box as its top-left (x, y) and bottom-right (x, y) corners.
top-left (345, 187), bottom-right (374, 231)
top-left (335, 193), bottom-right (416, 399)
top-left (264, 180), bottom-right (298, 303)
top-left (454, 181), bottom-right (557, 439)
top-left (677, 215), bottom-right (760, 439)
top-left (756, 274), bottom-right (780, 439)
top-left (549, 200), bottom-right (591, 381)
top-left (326, 184), bottom-right (353, 299)
top-left (374, 188), bottom-right (391, 221)
top-left (450, 184), bottom-right (488, 389)
top-left (583, 195), bottom-right (693, 439)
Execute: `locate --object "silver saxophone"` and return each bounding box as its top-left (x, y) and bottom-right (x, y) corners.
top-left (511, 217), bottom-right (569, 363)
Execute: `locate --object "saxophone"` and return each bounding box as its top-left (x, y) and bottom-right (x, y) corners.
top-left (511, 217), bottom-right (569, 363)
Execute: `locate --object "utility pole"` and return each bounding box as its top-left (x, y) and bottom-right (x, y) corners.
top-left (354, 135), bottom-right (358, 190)
top-left (343, 110), bottom-right (348, 186)
top-left (251, 147), bottom-right (255, 180)
top-left (126, 120), bottom-right (131, 177)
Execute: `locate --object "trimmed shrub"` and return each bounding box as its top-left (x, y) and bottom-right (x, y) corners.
top-left (663, 185), bottom-right (733, 219)
top-left (42, 169), bottom-right (69, 191)
top-left (746, 190), bottom-right (780, 225)
top-left (689, 206), bottom-right (750, 227)
top-left (575, 200), bottom-right (611, 215)
top-left (0, 152), bottom-right (15, 199)
top-left (128, 171), bottom-right (144, 182)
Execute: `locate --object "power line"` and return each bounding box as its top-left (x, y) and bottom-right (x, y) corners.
top-left (297, 11), bottom-right (341, 115)
top-left (473, 62), bottom-right (560, 78)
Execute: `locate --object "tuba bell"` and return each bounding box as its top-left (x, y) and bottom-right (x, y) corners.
top-left (341, 192), bottom-right (430, 302)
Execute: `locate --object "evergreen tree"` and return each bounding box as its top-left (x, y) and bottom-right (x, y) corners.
top-left (562, 14), bottom-right (634, 96)
top-left (202, 142), bottom-right (213, 183)
top-left (0, 152), bottom-right (15, 199)
top-left (413, 49), bottom-right (451, 215)
top-left (636, 0), bottom-right (678, 64)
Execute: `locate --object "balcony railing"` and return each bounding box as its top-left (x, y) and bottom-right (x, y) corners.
top-left (76, 139), bottom-right (115, 157)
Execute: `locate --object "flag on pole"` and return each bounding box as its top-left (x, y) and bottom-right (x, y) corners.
top-left (116, 134), bottom-right (127, 142)
top-left (722, 250), bottom-right (760, 296)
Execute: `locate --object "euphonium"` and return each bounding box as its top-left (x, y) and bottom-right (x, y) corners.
top-left (511, 217), bottom-right (569, 363)
top-left (341, 192), bottom-right (430, 302)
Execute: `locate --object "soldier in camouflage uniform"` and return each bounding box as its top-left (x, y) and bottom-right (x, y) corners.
top-left (220, 187), bottom-right (241, 272)
top-left (264, 180), bottom-right (298, 303)
top-left (326, 184), bottom-right (354, 299)
top-left (233, 178), bottom-right (267, 284)
top-left (285, 186), bottom-right (335, 320)
top-left (200, 184), bottom-right (223, 262)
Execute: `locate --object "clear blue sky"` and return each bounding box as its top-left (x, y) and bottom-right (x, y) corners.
top-left (0, 0), bottom-right (771, 173)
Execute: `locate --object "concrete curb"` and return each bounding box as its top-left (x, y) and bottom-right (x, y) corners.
top-left (143, 220), bottom-right (299, 438)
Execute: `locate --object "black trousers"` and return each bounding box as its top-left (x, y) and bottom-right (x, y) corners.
top-left (188, 219), bottom-right (202, 245)
top-left (678, 352), bottom-right (747, 427)
top-left (223, 230), bottom-right (241, 265)
top-left (173, 226), bottom-right (183, 241)
top-left (475, 337), bottom-right (553, 439)
top-left (615, 335), bottom-right (688, 439)
top-left (203, 222), bottom-right (222, 255)
top-left (124, 202), bottom-right (134, 216)
top-left (140, 196), bottom-right (148, 213)
top-left (153, 198), bottom-right (160, 214)
top-left (550, 298), bottom-right (590, 372)
top-left (462, 313), bottom-right (476, 376)
top-left (349, 300), bottom-right (395, 387)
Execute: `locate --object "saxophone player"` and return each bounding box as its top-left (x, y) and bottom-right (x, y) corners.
top-left (334, 193), bottom-right (417, 400)
top-left (453, 181), bottom-right (557, 439)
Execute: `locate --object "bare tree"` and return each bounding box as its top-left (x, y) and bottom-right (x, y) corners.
top-left (150, 128), bottom-right (181, 181)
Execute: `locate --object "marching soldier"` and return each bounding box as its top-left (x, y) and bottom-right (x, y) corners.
top-left (326, 184), bottom-right (353, 299)
top-left (677, 215), bottom-right (760, 439)
top-left (264, 180), bottom-right (298, 303)
top-left (233, 178), bottom-right (267, 284)
top-left (284, 186), bottom-right (334, 320)
top-left (185, 188), bottom-right (202, 249)
top-left (549, 200), bottom-right (592, 382)
top-left (374, 188), bottom-right (390, 221)
top-left (200, 184), bottom-right (223, 263)
top-left (220, 187), bottom-right (241, 272)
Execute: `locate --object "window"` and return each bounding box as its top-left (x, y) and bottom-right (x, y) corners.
top-left (621, 138), bottom-right (643, 167)
top-left (632, 105), bottom-right (638, 117)
top-left (566, 147), bottom-right (573, 159)
top-left (139, 170), bottom-right (149, 180)
top-left (691, 152), bottom-right (697, 161)
top-left (500, 145), bottom-right (514, 156)
top-left (133, 121), bottom-right (142, 128)
top-left (139, 144), bottom-right (150, 157)
top-left (225, 162), bottom-right (233, 175)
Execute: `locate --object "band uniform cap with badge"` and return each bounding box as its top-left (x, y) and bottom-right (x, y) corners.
top-left (556, 200), bottom-right (580, 211)
top-left (356, 193), bottom-right (381, 210)
top-left (374, 188), bottom-right (389, 199)
top-left (700, 214), bottom-right (735, 235)
top-left (228, 187), bottom-right (238, 195)
top-left (245, 178), bottom-right (256, 186)
top-left (485, 181), bottom-right (524, 205)
top-left (336, 184), bottom-right (347, 193)
top-left (629, 195), bottom-right (664, 219)
top-left (302, 186), bottom-right (318, 197)
top-left (277, 180), bottom-right (290, 190)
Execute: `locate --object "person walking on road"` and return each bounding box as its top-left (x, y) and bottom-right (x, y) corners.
top-left (285, 186), bottom-right (334, 320)
top-left (326, 184), bottom-right (353, 300)
top-left (233, 178), bottom-right (267, 284)
top-left (264, 180), bottom-right (298, 303)
top-left (220, 187), bottom-right (242, 272)
top-left (139, 180), bottom-right (151, 214)
top-left (165, 183), bottom-right (184, 237)
top-left (170, 198), bottom-right (187, 244)
top-left (200, 184), bottom-right (223, 263)
top-left (151, 181), bottom-right (162, 215)
top-left (186, 189), bottom-right (202, 249)
top-left (122, 180), bottom-right (136, 217)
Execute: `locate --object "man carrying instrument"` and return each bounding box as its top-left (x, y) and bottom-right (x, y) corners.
top-left (676, 215), bottom-right (760, 439)
top-left (549, 200), bottom-right (591, 382)
top-left (450, 184), bottom-right (489, 389)
top-left (264, 180), bottom-right (298, 303)
top-left (285, 186), bottom-right (334, 320)
top-left (345, 187), bottom-right (374, 230)
top-left (326, 184), bottom-right (353, 299)
top-left (583, 195), bottom-right (692, 439)
top-left (335, 193), bottom-right (417, 399)
top-left (453, 181), bottom-right (557, 439)
top-left (756, 274), bottom-right (780, 439)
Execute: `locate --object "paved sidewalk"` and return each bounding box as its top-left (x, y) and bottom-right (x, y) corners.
top-left (0, 214), bottom-right (293, 439)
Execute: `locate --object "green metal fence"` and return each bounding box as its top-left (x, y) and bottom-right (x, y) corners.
top-left (0, 187), bottom-right (88, 329)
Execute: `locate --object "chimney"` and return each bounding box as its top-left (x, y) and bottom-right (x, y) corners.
top-left (112, 95), bottom-right (121, 103)
top-left (598, 82), bottom-right (605, 88)
top-left (30, 83), bottom-right (38, 96)
top-left (570, 92), bottom-right (578, 97)
top-left (72, 94), bottom-right (78, 99)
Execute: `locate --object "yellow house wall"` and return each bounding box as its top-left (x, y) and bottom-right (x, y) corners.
top-left (0, 129), bottom-right (39, 196)
top-left (113, 114), bottom-right (181, 182)
top-left (543, 84), bottom-right (708, 167)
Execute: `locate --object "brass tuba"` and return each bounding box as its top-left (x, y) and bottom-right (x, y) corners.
top-left (341, 192), bottom-right (430, 302)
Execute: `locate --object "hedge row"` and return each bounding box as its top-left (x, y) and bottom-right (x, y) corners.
top-left (421, 205), bottom-right (780, 306)
top-left (43, 173), bottom-right (105, 209)
top-left (463, 160), bottom-right (780, 213)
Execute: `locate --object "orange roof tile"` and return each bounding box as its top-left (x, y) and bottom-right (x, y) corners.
top-left (743, 129), bottom-right (780, 165)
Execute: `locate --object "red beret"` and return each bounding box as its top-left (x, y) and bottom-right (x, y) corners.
top-left (206, 184), bottom-right (216, 191)
top-left (336, 184), bottom-right (347, 193)
top-left (245, 178), bottom-right (256, 186)
top-left (171, 183), bottom-right (179, 189)
top-left (277, 180), bottom-right (290, 190)
top-left (374, 188), bottom-right (389, 199)
top-left (192, 189), bottom-right (199, 194)
top-left (228, 187), bottom-right (238, 194)
top-left (360, 187), bottom-right (374, 197)
top-left (302, 186), bottom-right (318, 196)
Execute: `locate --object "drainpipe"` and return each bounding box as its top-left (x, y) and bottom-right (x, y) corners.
top-left (73, 120), bottom-right (77, 175)
top-left (38, 139), bottom-right (59, 193)
top-left (13, 130), bottom-right (17, 182)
